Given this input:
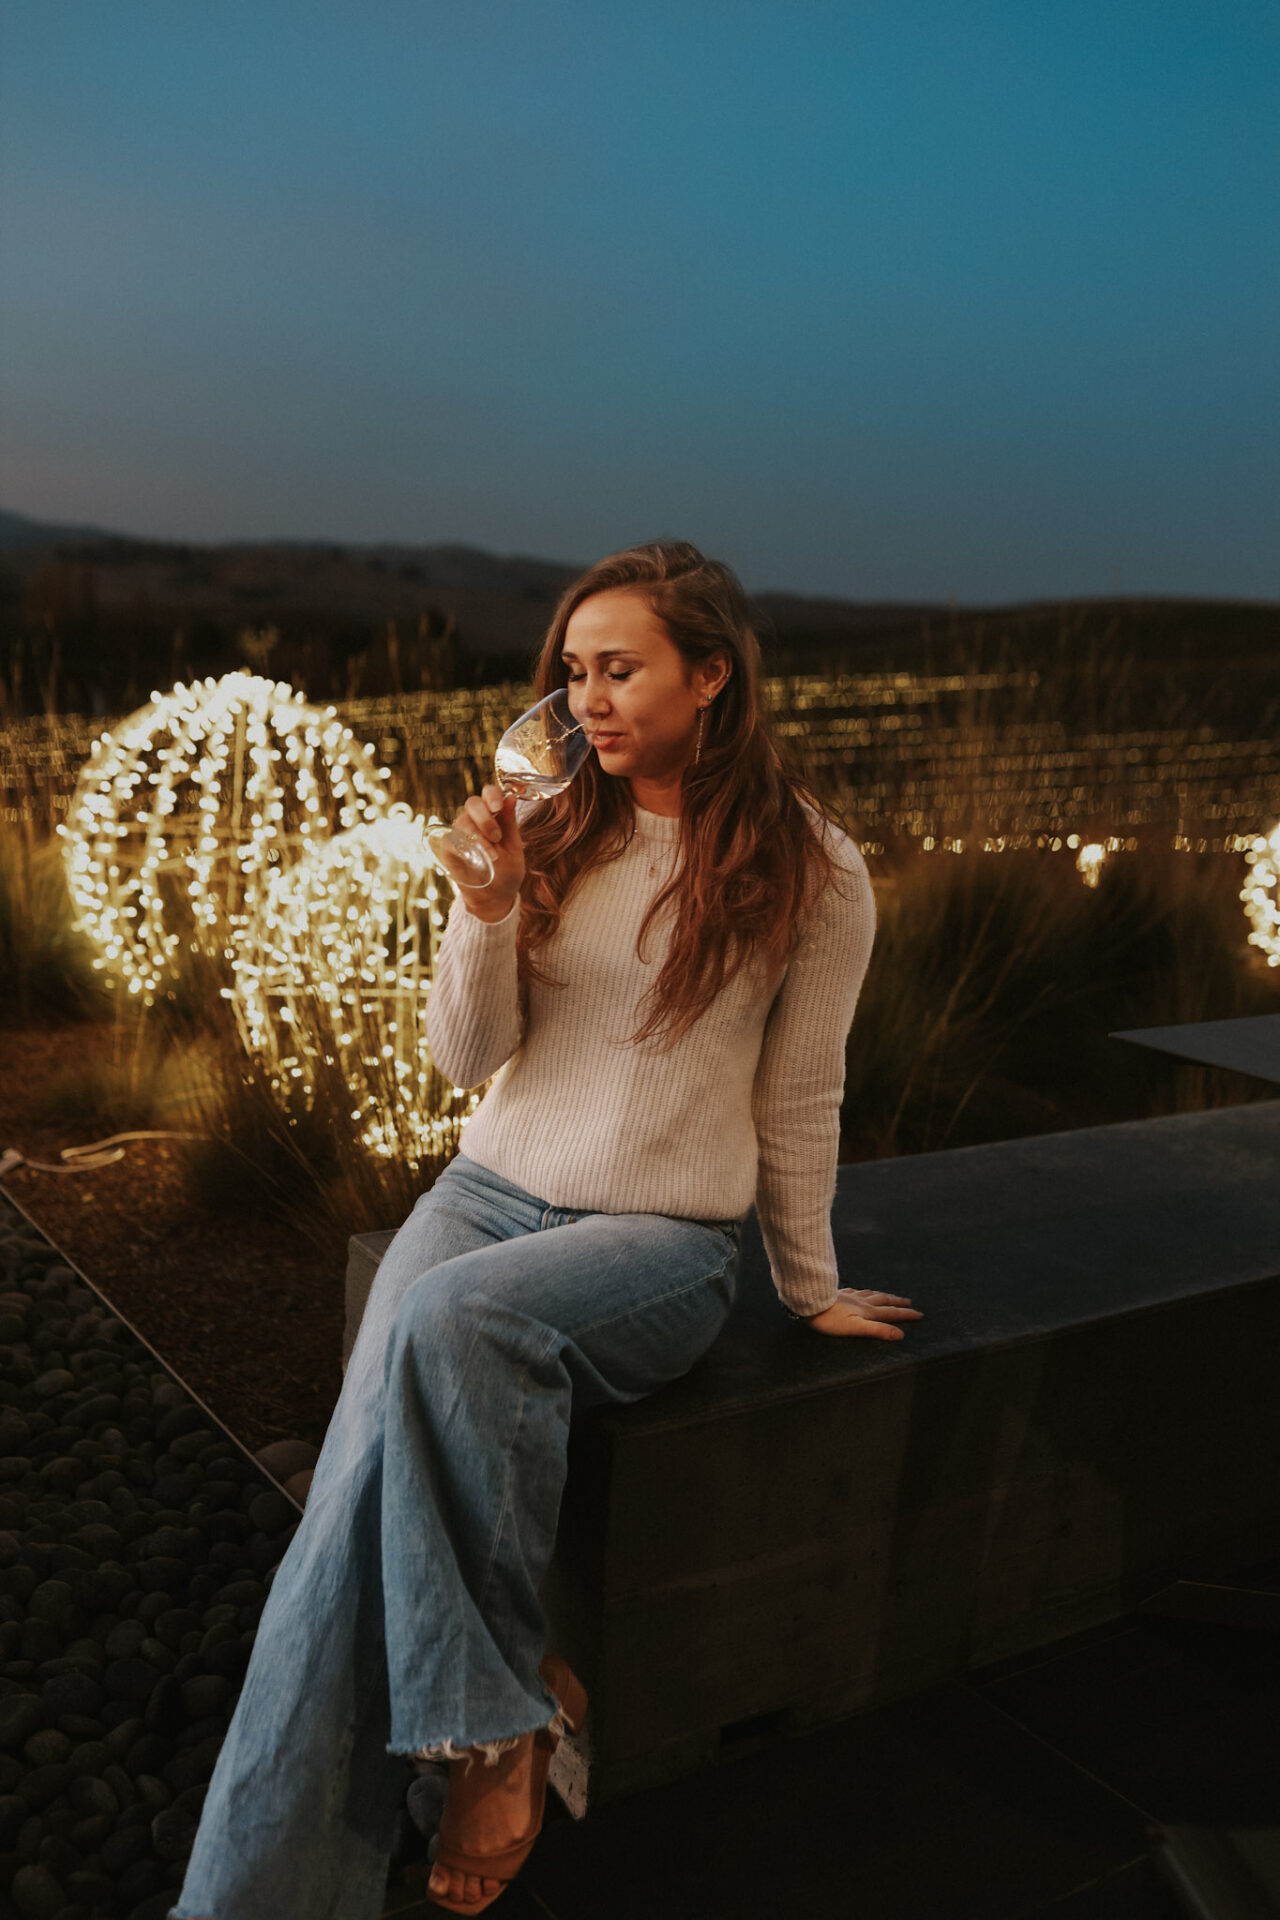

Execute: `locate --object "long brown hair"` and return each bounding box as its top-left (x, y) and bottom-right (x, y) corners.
top-left (517, 539), bottom-right (851, 1046)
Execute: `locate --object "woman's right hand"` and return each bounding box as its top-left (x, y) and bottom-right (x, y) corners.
top-left (448, 783), bottom-right (526, 920)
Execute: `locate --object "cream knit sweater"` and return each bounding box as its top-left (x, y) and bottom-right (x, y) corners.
top-left (424, 801), bottom-right (876, 1316)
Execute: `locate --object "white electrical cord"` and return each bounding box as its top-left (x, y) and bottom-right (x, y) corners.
top-left (0, 1131), bottom-right (208, 1178)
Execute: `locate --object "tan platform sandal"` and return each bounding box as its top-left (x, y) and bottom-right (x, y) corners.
top-left (425, 1654), bottom-right (588, 1915)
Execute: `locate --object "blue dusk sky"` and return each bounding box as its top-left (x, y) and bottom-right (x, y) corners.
top-left (0, 1), bottom-right (1276, 604)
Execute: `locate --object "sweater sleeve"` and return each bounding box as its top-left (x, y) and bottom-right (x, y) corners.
top-left (424, 798), bottom-right (542, 1088)
top-left (750, 828), bottom-right (877, 1316)
top-left (424, 893), bottom-right (523, 1089)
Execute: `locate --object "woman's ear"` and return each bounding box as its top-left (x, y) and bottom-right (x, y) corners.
top-left (701, 649), bottom-right (733, 701)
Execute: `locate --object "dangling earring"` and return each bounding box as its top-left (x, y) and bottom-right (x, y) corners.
top-left (694, 702), bottom-right (707, 764)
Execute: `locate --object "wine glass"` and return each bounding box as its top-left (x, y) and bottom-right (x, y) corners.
top-left (425, 687), bottom-right (589, 889)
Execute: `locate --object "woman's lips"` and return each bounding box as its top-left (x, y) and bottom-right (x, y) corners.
top-left (591, 733), bottom-right (624, 748)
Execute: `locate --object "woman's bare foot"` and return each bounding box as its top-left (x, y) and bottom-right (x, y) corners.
top-left (426, 1732), bottom-right (541, 1909)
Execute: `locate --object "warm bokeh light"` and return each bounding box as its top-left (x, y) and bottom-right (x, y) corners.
top-left (225, 802), bottom-right (481, 1166)
top-left (14, 672), bottom-right (1277, 854)
top-left (1241, 823), bottom-right (1280, 968)
top-left (1076, 842), bottom-right (1108, 887)
top-left (57, 672), bottom-right (390, 1002)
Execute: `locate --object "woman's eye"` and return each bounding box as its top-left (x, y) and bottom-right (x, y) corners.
top-left (608, 671), bottom-right (632, 682)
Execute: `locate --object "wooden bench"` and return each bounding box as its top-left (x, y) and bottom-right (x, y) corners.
top-left (345, 1100), bottom-right (1280, 1811)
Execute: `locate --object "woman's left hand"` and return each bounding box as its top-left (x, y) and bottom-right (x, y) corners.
top-left (804, 1288), bottom-right (923, 1339)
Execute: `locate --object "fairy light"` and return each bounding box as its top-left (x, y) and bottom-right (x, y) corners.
top-left (905, 829), bottom-right (1147, 869)
top-left (1241, 822), bottom-right (1280, 967)
top-left (57, 672), bottom-right (391, 1003)
top-left (225, 802), bottom-right (481, 1166)
top-left (1076, 842), bottom-right (1107, 887)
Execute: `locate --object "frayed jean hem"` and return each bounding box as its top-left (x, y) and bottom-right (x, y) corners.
top-left (406, 1700), bottom-right (570, 1774)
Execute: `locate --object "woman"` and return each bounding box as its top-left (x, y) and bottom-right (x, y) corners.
top-left (173, 540), bottom-right (921, 1920)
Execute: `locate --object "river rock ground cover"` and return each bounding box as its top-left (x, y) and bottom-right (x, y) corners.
top-left (0, 1191), bottom-right (440, 1919)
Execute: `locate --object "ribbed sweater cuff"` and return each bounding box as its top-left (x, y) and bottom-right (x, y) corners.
top-left (452, 894), bottom-right (520, 938)
top-left (780, 1285), bottom-right (841, 1319)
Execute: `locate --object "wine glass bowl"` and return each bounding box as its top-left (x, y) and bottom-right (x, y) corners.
top-left (425, 687), bottom-right (589, 889)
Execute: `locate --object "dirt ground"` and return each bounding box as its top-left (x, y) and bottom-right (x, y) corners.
top-left (0, 1019), bottom-right (356, 1454)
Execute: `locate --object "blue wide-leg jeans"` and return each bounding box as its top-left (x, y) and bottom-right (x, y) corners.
top-left (172, 1152), bottom-right (741, 1920)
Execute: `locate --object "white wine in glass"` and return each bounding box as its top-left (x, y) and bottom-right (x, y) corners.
top-left (426, 687), bottom-right (589, 889)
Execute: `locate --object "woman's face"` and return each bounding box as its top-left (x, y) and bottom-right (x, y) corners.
top-left (560, 588), bottom-right (729, 786)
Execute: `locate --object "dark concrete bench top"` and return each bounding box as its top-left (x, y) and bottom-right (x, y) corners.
top-left (603, 1098), bottom-right (1280, 1430)
top-left (1111, 1013), bottom-right (1280, 1084)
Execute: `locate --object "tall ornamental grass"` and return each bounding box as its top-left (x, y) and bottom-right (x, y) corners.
top-left (0, 817), bottom-right (112, 1024)
top-left (842, 843), bottom-right (1278, 1159)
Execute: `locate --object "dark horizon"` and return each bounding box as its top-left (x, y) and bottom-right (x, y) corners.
top-left (4, 507), bottom-right (1278, 623)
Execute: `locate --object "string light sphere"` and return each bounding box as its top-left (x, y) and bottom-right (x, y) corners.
top-left (225, 802), bottom-right (482, 1167)
top-left (1241, 822), bottom-right (1280, 967)
top-left (58, 671), bottom-right (391, 1003)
